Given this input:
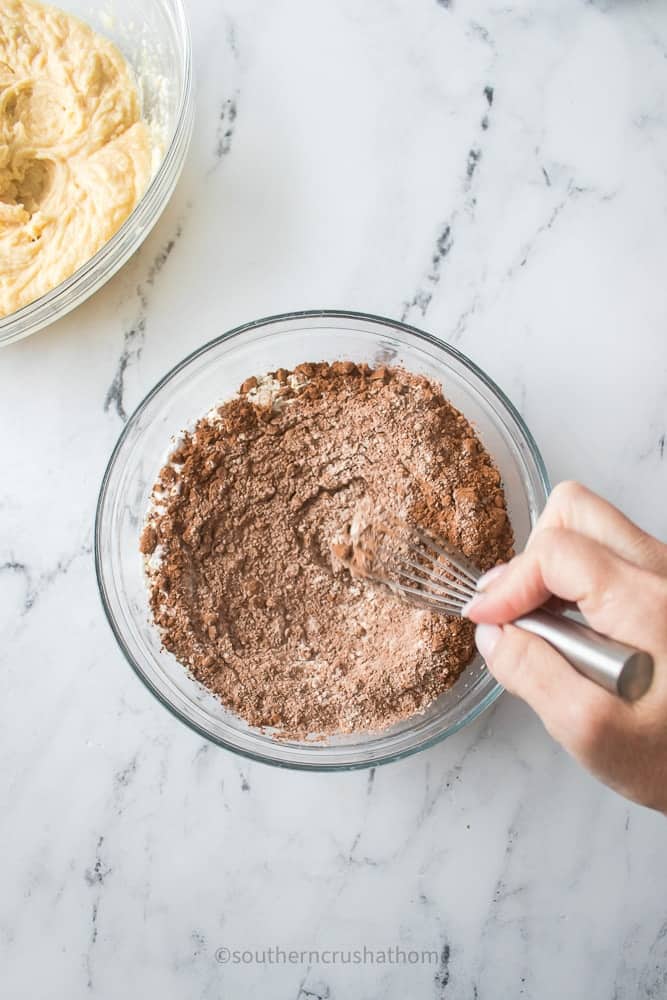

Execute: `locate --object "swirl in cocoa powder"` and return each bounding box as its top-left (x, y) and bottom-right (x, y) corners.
top-left (140, 363), bottom-right (514, 738)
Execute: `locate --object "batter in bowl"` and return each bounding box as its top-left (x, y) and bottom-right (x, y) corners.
top-left (0, 0), bottom-right (151, 316)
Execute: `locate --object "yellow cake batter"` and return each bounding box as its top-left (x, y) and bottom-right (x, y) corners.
top-left (0, 0), bottom-right (151, 317)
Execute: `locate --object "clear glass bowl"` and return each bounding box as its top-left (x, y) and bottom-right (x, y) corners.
top-left (96, 311), bottom-right (550, 770)
top-left (0, 0), bottom-right (194, 347)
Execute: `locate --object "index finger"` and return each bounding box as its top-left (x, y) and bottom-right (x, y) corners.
top-left (531, 481), bottom-right (667, 574)
top-left (464, 526), bottom-right (667, 651)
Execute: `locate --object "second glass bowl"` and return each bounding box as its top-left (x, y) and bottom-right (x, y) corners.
top-left (0, 0), bottom-right (194, 346)
top-left (96, 311), bottom-right (550, 770)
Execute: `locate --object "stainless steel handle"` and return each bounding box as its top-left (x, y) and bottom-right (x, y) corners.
top-left (513, 609), bottom-right (654, 701)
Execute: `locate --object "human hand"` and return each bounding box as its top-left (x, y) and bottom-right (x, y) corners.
top-left (463, 481), bottom-right (667, 814)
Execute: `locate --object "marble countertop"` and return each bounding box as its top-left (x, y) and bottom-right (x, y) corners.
top-left (2, 0), bottom-right (667, 996)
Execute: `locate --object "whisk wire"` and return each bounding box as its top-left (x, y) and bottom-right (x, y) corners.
top-left (371, 519), bottom-right (481, 615)
top-left (386, 578), bottom-right (469, 615)
top-left (396, 557), bottom-right (475, 603)
top-left (399, 540), bottom-right (477, 598)
top-left (411, 528), bottom-right (480, 587)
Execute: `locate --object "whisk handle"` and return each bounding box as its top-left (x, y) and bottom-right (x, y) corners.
top-left (513, 609), bottom-right (653, 701)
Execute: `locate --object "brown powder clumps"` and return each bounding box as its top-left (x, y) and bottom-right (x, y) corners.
top-left (141, 363), bottom-right (514, 738)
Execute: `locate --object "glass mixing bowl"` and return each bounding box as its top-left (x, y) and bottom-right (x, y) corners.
top-left (96, 311), bottom-right (550, 770)
top-left (0, 0), bottom-right (193, 347)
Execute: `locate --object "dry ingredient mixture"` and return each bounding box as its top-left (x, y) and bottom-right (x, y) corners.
top-left (141, 363), bottom-right (514, 738)
top-left (0, 0), bottom-right (151, 317)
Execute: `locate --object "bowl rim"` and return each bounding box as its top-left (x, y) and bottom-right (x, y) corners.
top-left (95, 309), bottom-right (551, 770)
top-left (0, 0), bottom-right (194, 347)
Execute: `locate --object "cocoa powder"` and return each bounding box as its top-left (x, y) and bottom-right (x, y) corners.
top-left (140, 363), bottom-right (514, 738)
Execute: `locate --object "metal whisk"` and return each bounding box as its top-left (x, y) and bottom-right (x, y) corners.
top-left (356, 517), bottom-right (653, 702)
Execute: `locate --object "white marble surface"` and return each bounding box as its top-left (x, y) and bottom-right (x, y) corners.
top-left (2, 0), bottom-right (667, 996)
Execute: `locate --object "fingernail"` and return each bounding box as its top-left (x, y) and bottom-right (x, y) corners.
top-left (461, 564), bottom-right (510, 618)
top-left (475, 562), bottom-right (510, 592)
top-left (461, 593), bottom-right (485, 618)
top-left (475, 623), bottom-right (502, 661)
